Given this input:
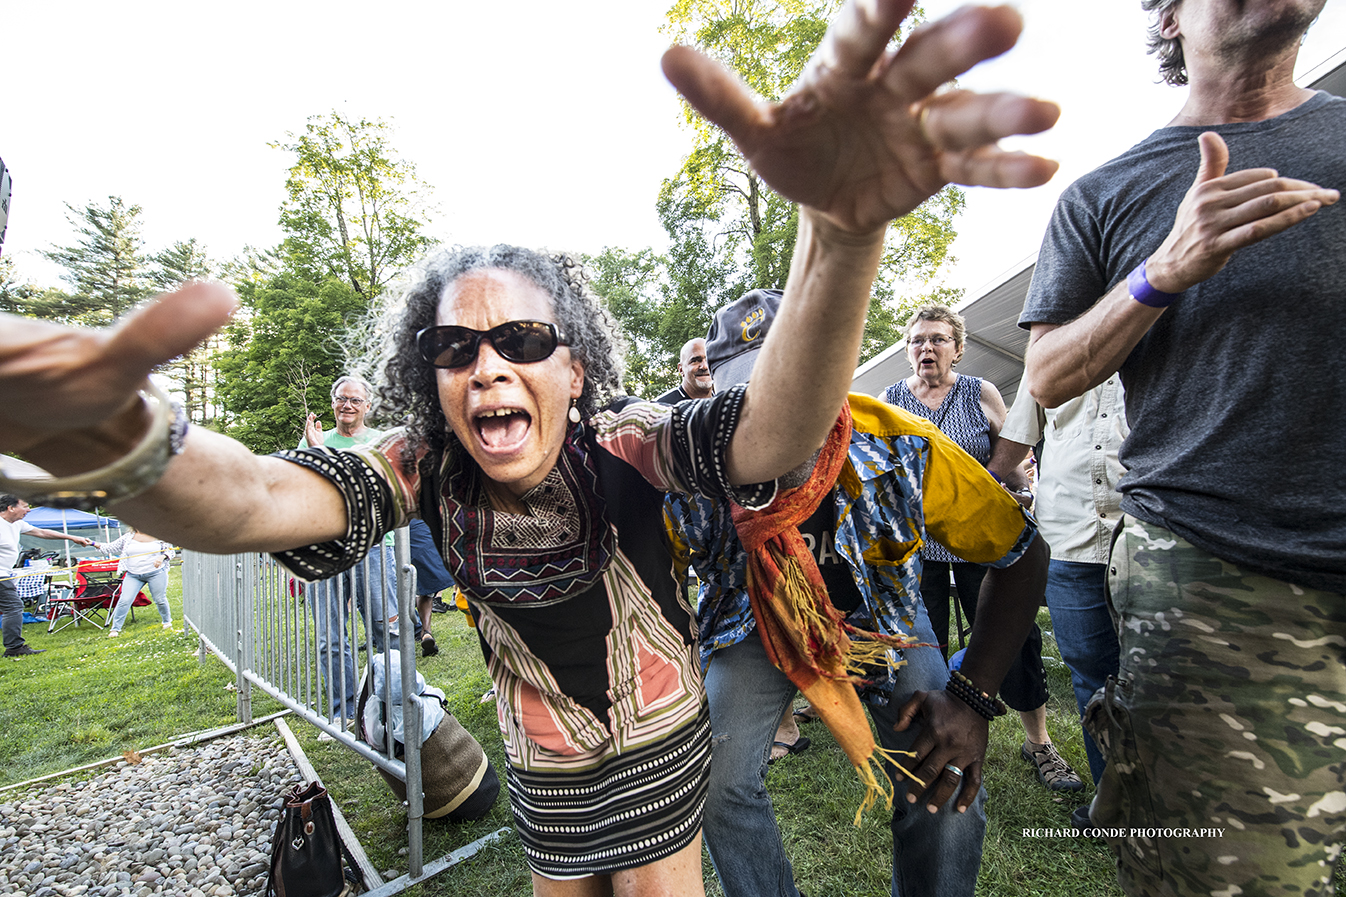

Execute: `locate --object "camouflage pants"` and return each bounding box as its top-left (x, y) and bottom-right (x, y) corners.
top-left (1084, 517), bottom-right (1346, 897)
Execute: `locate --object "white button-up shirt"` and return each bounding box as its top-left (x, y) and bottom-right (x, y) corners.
top-left (1000, 376), bottom-right (1129, 564)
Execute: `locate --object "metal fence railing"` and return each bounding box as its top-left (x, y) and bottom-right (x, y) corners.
top-left (181, 528), bottom-right (468, 892)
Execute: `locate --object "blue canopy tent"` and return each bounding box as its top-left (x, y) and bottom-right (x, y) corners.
top-left (18, 507), bottom-right (124, 566)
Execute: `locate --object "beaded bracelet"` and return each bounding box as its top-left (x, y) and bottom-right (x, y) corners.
top-left (946, 669), bottom-right (1008, 721)
top-left (0, 381), bottom-right (188, 512)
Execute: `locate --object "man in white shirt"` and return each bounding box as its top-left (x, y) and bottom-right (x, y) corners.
top-left (988, 377), bottom-right (1127, 823)
top-left (1, 494), bottom-right (94, 656)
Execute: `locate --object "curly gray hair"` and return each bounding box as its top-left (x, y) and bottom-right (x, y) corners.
top-left (376, 244), bottom-right (625, 462)
top-left (1141, 0), bottom-right (1187, 86)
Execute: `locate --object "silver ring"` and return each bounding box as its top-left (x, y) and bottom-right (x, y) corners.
top-left (944, 763), bottom-right (963, 777)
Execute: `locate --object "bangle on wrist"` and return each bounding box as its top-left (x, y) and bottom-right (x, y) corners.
top-left (1127, 259), bottom-right (1180, 308)
top-left (0, 381), bottom-right (188, 512)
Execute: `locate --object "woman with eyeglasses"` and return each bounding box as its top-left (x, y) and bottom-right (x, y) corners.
top-left (0, 3), bottom-right (1062, 892)
top-left (882, 305), bottom-right (1083, 793)
top-left (882, 303), bottom-right (1006, 653)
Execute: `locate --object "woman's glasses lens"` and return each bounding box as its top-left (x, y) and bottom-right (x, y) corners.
top-left (417, 321), bottom-right (565, 369)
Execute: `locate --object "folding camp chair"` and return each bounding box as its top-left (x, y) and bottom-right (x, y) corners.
top-left (45, 558), bottom-right (147, 634)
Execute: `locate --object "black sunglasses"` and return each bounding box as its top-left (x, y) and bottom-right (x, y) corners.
top-left (416, 320), bottom-right (570, 369)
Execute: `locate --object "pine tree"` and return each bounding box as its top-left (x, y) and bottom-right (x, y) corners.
top-left (40, 196), bottom-right (148, 325)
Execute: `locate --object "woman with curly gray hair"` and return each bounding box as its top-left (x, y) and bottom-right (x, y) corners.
top-left (0, 2), bottom-right (1063, 892)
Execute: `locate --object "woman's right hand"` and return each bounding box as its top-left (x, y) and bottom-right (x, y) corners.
top-left (0, 282), bottom-right (237, 472)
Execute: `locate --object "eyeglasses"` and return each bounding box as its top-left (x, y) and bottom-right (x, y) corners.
top-left (416, 320), bottom-right (570, 369)
top-left (332, 396), bottom-right (366, 407)
top-left (907, 335), bottom-right (955, 348)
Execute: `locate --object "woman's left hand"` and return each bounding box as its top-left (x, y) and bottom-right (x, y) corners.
top-left (661, 0), bottom-right (1061, 236)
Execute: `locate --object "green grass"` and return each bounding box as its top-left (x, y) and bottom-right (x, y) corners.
top-left (3, 581), bottom-right (1341, 896)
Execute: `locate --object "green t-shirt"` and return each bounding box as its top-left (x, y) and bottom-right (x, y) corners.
top-left (300, 425), bottom-right (393, 545)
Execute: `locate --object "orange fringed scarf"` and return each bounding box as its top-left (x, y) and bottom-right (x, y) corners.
top-left (731, 401), bottom-right (924, 823)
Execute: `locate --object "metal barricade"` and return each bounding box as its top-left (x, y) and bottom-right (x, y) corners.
top-left (181, 527), bottom-right (438, 887)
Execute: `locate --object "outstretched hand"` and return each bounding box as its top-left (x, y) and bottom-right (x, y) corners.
top-left (1146, 131), bottom-right (1340, 293)
top-left (661, 0), bottom-right (1061, 236)
top-left (0, 281), bottom-right (237, 466)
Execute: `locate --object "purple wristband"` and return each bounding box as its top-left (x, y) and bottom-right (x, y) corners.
top-left (1127, 259), bottom-right (1180, 309)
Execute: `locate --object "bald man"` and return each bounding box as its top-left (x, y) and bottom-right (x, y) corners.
top-left (654, 338), bottom-right (714, 404)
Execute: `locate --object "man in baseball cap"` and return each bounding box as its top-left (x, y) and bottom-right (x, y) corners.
top-left (671, 288), bottom-right (1048, 897)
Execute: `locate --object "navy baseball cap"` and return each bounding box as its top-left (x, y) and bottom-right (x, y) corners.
top-left (705, 288), bottom-right (783, 390)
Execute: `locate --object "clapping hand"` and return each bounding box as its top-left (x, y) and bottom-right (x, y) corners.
top-left (303, 413), bottom-right (326, 449)
top-left (661, 0), bottom-right (1061, 236)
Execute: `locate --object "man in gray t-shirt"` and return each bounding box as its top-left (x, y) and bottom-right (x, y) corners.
top-left (1019, 3), bottom-right (1344, 896)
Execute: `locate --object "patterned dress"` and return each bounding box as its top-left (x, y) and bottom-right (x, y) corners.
top-left (272, 388), bottom-right (771, 879)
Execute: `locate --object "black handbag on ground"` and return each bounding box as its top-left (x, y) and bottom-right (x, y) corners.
top-left (265, 781), bottom-right (350, 897)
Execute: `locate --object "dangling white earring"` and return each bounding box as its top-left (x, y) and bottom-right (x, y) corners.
top-left (568, 400), bottom-right (581, 424)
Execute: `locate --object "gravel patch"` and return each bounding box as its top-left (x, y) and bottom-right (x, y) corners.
top-left (0, 733), bottom-right (302, 897)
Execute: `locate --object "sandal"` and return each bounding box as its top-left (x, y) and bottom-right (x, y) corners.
top-left (793, 705), bottom-right (820, 724)
top-left (768, 736), bottom-right (811, 764)
top-left (420, 633), bottom-right (439, 657)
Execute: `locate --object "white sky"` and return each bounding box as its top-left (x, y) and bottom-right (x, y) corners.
top-left (3, 0), bottom-right (1343, 299)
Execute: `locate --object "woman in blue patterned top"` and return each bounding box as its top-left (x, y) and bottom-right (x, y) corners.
top-left (882, 304), bottom-right (1082, 793)
top-left (883, 303), bottom-right (1007, 652)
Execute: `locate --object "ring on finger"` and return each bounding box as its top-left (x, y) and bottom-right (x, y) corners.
top-left (944, 763), bottom-right (963, 777)
top-left (917, 104), bottom-right (934, 143)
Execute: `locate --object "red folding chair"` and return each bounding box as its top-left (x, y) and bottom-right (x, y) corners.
top-left (45, 558), bottom-right (148, 634)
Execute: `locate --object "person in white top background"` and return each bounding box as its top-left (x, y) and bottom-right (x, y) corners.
top-left (1, 494), bottom-right (95, 656)
top-left (95, 528), bottom-right (176, 637)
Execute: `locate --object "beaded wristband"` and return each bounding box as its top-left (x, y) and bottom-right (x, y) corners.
top-left (0, 381), bottom-right (188, 511)
top-left (946, 670), bottom-right (1008, 721)
top-left (1126, 259), bottom-right (1180, 309)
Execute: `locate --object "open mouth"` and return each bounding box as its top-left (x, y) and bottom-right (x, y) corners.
top-left (474, 407), bottom-right (532, 452)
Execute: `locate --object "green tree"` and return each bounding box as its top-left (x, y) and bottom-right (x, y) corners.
top-left (586, 247), bottom-right (670, 397)
top-left (40, 196), bottom-right (148, 325)
top-left (146, 239), bottom-right (223, 428)
top-left (274, 112), bottom-right (434, 299)
top-left (0, 256), bottom-right (73, 319)
top-left (214, 114), bottom-right (435, 449)
top-left (215, 272), bottom-right (367, 453)
top-left (659, 0), bottom-right (964, 366)
top-left (147, 238), bottom-right (214, 292)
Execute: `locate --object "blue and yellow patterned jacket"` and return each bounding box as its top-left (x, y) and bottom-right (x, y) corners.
top-left (666, 393), bottom-right (1037, 698)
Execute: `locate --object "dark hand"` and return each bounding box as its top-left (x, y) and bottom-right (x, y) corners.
top-left (892, 688), bottom-right (988, 813)
top-left (661, 1), bottom-right (1060, 236)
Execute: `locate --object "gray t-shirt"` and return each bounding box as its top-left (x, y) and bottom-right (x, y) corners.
top-left (1020, 91), bottom-right (1346, 593)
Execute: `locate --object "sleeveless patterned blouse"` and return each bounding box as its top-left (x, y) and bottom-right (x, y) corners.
top-left (882, 374), bottom-right (991, 563)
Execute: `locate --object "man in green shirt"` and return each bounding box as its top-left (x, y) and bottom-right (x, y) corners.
top-left (299, 375), bottom-right (399, 721)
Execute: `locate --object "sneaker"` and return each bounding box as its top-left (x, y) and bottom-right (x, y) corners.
top-left (1071, 802), bottom-right (1093, 832)
top-left (107, 630), bottom-right (121, 639)
top-left (1021, 740), bottom-right (1085, 792)
top-left (162, 623), bottom-right (175, 631)
top-left (430, 597), bottom-right (451, 614)
top-left (3, 644), bottom-right (45, 656)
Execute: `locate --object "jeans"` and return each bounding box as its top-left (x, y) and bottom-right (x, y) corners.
top-left (703, 603), bottom-right (986, 897)
top-left (109, 566), bottom-right (171, 632)
top-left (0, 580), bottom-right (24, 651)
top-left (1043, 559), bottom-right (1118, 785)
top-left (308, 544), bottom-right (398, 720)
